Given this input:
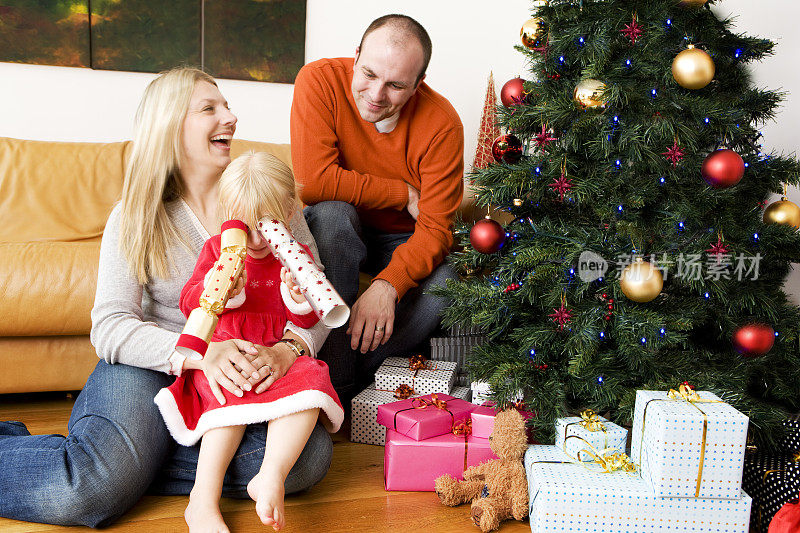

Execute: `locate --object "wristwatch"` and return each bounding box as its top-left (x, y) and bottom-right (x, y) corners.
top-left (276, 338), bottom-right (306, 358)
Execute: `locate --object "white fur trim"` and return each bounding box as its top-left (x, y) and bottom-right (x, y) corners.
top-left (284, 322), bottom-right (317, 358)
top-left (281, 282), bottom-right (313, 315)
top-left (225, 288), bottom-right (246, 309)
top-left (167, 351), bottom-right (187, 376)
top-left (154, 388), bottom-right (343, 447)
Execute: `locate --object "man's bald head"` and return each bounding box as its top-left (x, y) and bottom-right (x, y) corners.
top-left (358, 14), bottom-right (432, 85)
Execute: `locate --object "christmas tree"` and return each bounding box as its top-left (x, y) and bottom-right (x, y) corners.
top-left (437, 0), bottom-right (800, 450)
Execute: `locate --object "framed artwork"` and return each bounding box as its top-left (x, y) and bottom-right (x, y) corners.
top-left (0, 1), bottom-right (90, 68)
top-left (0, 0), bottom-right (306, 83)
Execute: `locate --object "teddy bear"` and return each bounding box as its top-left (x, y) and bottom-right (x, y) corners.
top-left (434, 409), bottom-right (529, 532)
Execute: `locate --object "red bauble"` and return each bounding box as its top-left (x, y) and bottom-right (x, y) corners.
top-left (732, 323), bottom-right (775, 357)
top-left (702, 149), bottom-right (745, 188)
top-left (491, 134), bottom-right (523, 164)
top-left (470, 218), bottom-right (505, 254)
top-left (501, 77), bottom-right (526, 107)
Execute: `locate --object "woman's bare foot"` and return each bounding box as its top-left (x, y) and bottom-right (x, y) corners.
top-left (184, 494), bottom-right (230, 533)
top-left (247, 469), bottom-right (286, 531)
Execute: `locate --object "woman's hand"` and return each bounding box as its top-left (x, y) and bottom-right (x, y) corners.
top-left (188, 339), bottom-right (260, 405)
top-left (247, 337), bottom-right (308, 393)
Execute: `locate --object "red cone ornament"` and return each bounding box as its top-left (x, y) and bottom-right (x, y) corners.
top-left (501, 78), bottom-right (526, 107)
top-left (470, 218), bottom-right (505, 254)
top-left (732, 323), bottom-right (775, 357)
top-left (702, 149), bottom-right (745, 188)
top-left (492, 134), bottom-right (523, 164)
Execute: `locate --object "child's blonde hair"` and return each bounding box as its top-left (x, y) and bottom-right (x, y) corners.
top-left (218, 151), bottom-right (297, 230)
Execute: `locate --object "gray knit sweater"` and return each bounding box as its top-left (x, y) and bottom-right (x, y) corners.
top-left (90, 200), bottom-right (327, 373)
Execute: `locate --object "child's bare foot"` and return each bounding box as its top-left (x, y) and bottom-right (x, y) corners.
top-left (184, 495), bottom-right (230, 533)
top-left (247, 469), bottom-right (286, 531)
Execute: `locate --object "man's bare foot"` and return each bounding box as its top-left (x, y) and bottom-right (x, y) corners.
top-left (247, 469), bottom-right (286, 531)
top-left (184, 495), bottom-right (230, 533)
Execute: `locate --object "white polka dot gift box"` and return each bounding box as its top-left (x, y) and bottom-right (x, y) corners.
top-left (374, 356), bottom-right (456, 396)
top-left (554, 410), bottom-right (628, 461)
top-left (525, 445), bottom-right (752, 533)
top-left (630, 385), bottom-right (749, 500)
top-left (350, 383), bottom-right (393, 446)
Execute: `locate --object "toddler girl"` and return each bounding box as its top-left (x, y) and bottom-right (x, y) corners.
top-left (155, 151), bottom-right (343, 532)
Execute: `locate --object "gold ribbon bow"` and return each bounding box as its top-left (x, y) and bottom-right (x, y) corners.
top-left (580, 448), bottom-right (637, 474)
top-left (667, 382), bottom-right (702, 402)
top-left (579, 409), bottom-right (606, 432)
top-left (412, 394), bottom-right (448, 410)
top-left (794, 451), bottom-right (800, 463)
top-left (393, 384), bottom-right (414, 400)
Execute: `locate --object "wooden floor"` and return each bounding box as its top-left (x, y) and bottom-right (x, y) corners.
top-left (0, 392), bottom-right (530, 533)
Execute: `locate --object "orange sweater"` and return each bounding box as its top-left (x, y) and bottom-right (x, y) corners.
top-left (290, 58), bottom-right (464, 299)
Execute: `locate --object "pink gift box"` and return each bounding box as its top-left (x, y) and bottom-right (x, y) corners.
top-left (470, 403), bottom-right (536, 441)
top-left (376, 393), bottom-right (477, 441)
top-left (470, 404), bottom-right (498, 439)
top-left (383, 429), bottom-right (498, 491)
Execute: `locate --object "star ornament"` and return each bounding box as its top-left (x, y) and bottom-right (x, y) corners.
top-left (534, 124), bottom-right (558, 150)
top-left (548, 303), bottom-right (573, 330)
top-left (621, 15), bottom-right (643, 45)
top-left (662, 141), bottom-right (685, 167)
top-left (706, 235), bottom-right (730, 263)
top-left (548, 172), bottom-right (574, 202)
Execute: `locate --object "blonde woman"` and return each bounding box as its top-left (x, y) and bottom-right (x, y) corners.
top-left (155, 152), bottom-right (343, 532)
top-left (0, 68), bottom-right (332, 528)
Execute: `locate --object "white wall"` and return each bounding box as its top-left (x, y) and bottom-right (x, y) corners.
top-left (0, 0), bottom-right (798, 301)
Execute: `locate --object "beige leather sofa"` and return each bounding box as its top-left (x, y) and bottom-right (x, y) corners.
top-left (0, 137), bottom-right (288, 393)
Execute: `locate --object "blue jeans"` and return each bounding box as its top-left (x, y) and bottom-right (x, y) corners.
top-left (304, 201), bottom-right (456, 402)
top-left (0, 360), bottom-right (333, 527)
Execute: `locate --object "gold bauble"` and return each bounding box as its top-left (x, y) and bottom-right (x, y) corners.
top-left (763, 198), bottom-right (800, 229)
top-left (620, 260), bottom-right (663, 303)
top-left (672, 45), bottom-right (715, 90)
top-left (521, 17), bottom-right (548, 49)
top-left (573, 79), bottom-right (607, 108)
top-left (678, 0), bottom-right (708, 6)
top-left (513, 198), bottom-right (523, 207)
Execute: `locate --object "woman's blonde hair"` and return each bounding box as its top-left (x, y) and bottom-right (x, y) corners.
top-left (119, 67), bottom-right (217, 284)
top-left (218, 151), bottom-right (297, 231)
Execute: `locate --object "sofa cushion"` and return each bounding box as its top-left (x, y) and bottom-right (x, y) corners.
top-left (0, 137), bottom-right (129, 243)
top-left (0, 241), bottom-right (99, 336)
top-left (0, 336), bottom-right (98, 393)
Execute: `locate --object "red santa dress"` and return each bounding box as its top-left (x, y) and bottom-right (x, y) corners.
top-left (154, 235), bottom-right (343, 446)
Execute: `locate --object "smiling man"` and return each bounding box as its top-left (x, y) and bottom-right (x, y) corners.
top-left (290, 14), bottom-right (464, 403)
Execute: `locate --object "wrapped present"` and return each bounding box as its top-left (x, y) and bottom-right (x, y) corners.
top-left (742, 451), bottom-right (800, 532)
top-left (554, 410), bottom-right (628, 461)
top-left (374, 356), bottom-right (456, 396)
top-left (429, 335), bottom-right (486, 370)
top-left (471, 403), bottom-right (535, 440)
top-left (384, 426), bottom-right (497, 491)
top-left (377, 394), bottom-right (476, 441)
top-left (451, 385), bottom-right (471, 401)
top-left (630, 385), bottom-right (749, 499)
top-left (470, 380), bottom-right (523, 405)
top-left (525, 445), bottom-right (752, 533)
top-left (447, 324), bottom-right (485, 337)
top-left (779, 414), bottom-right (800, 455)
top-left (351, 383), bottom-right (399, 446)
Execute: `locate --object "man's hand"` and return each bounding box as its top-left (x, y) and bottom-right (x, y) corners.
top-left (347, 279), bottom-right (398, 353)
top-left (406, 184), bottom-right (420, 220)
